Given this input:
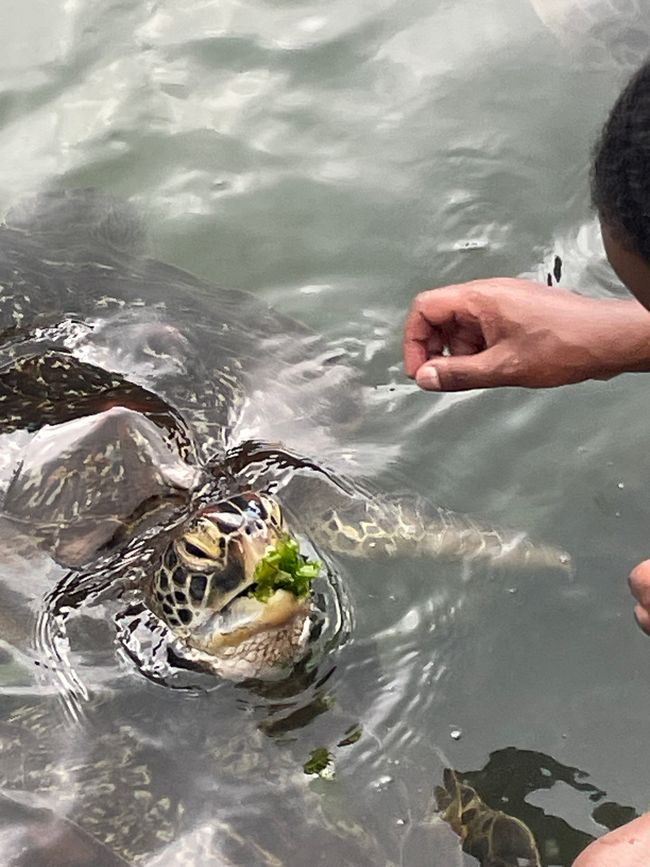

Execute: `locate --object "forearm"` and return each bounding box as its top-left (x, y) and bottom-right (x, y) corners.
top-left (584, 298), bottom-right (650, 379)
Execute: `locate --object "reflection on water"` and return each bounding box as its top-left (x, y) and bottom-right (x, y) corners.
top-left (2, 0), bottom-right (650, 864)
top-left (451, 747), bottom-right (639, 867)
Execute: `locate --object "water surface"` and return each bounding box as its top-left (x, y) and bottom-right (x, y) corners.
top-left (1, 1), bottom-right (649, 865)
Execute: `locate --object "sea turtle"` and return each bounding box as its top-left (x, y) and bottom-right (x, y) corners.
top-left (0, 189), bottom-right (567, 864)
top-left (0, 189), bottom-right (569, 687)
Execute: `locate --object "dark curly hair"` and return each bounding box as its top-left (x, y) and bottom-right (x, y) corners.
top-left (592, 59), bottom-right (650, 261)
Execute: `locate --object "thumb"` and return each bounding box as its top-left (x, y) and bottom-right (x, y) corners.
top-left (415, 348), bottom-right (510, 392)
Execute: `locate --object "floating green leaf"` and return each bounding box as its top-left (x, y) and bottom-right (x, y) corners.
top-left (304, 747), bottom-right (334, 776)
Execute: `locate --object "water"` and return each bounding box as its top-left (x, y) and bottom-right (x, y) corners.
top-left (1, 0), bottom-right (649, 865)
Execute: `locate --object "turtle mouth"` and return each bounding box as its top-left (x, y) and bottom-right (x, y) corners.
top-left (153, 493), bottom-right (318, 668)
top-left (223, 574), bottom-right (279, 609)
top-left (217, 573), bottom-right (296, 621)
top-left (193, 531), bottom-right (319, 648)
top-left (184, 532), bottom-right (319, 657)
top-left (187, 588), bottom-right (311, 653)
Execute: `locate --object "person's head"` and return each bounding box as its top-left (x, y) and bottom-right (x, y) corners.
top-left (592, 57), bottom-right (650, 309)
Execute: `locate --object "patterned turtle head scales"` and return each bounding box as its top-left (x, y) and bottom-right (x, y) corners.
top-left (151, 492), bottom-right (285, 636)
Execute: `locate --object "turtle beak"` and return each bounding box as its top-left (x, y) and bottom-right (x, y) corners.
top-left (193, 509), bottom-right (275, 606)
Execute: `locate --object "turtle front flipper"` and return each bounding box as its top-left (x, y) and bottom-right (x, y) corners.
top-left (3, 405), bottom-right (199, 568)
top-left (0, 350), bottom-right (193, 457)
top-left (282, 475), bottom-right (570, 572)
top-left (435, 768), bottom-right (541, 867)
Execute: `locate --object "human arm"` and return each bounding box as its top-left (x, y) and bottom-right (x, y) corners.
top-left (403, 278), bottom-right (650, 391)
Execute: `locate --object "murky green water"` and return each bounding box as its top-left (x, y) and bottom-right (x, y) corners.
top-left (2, 1), bottom-right (650, 865)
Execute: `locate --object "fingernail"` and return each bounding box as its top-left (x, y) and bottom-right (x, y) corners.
top-left (416, 367), bottom-right (440, 390)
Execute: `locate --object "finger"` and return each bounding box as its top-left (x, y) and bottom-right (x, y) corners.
top-left (403, 311), bottom-right (444, 377)
top-left (403, 288), bottom-right (466, 377)
top-left (634, 603), bottom-right (650, 635)
top-left (450, 322), bottom-right (487, 353)
top-left (629, 560), bottom-right (650, 606)
top-left (447, 334), bottom-right (482, 357)
top-left (426, 333), bottom-right (445, 357)
top-left (414, 347), bottom-right (510, 392)
top-left (403, 310), bottom-right (433, 376)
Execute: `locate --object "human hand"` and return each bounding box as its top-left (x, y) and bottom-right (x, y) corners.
top-left (629, 560), bottom-right (650, 635)
top-left (403, 278), bottom-right (650, 391)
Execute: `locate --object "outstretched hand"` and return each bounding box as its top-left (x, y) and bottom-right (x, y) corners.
top-left (403, 278), bottom-right (650, 391)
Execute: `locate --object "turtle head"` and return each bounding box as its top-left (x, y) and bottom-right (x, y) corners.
top-left (151, 492), bottom-right (311, 675)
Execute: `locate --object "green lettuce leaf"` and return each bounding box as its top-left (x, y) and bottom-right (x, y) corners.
top-left (250, 535), bottom-right (320, 602)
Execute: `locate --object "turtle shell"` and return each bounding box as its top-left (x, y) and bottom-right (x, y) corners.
top-left (0, 190), bottom-right (360, 567)
top-left (0, 189), bottom-right (359, 465)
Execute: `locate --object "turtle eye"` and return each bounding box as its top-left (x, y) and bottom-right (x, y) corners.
top-left (214, 512), bottom-right (244, 533)
top-left (184, 541), bottom-right (211, 560)
top-left (245, 497), bottom-right (267, 521)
